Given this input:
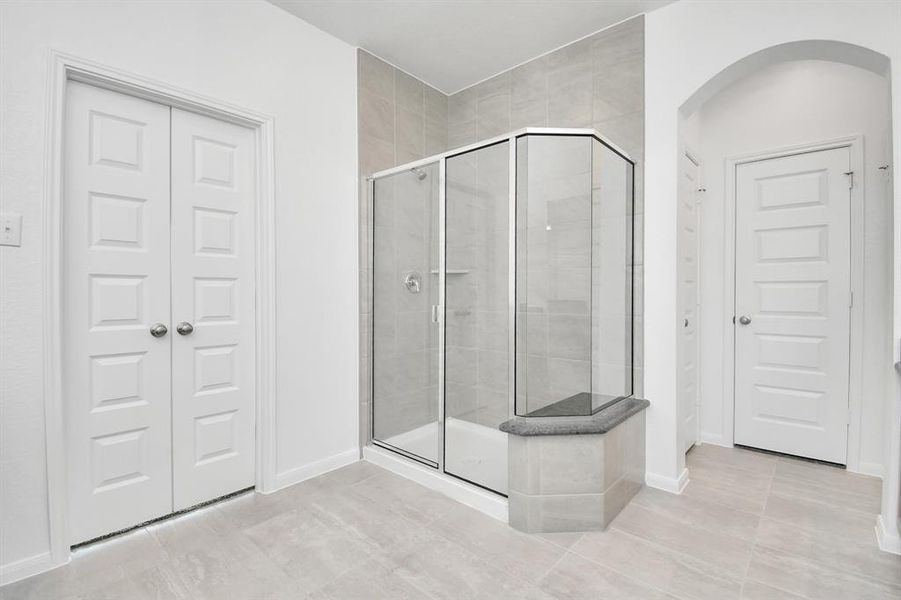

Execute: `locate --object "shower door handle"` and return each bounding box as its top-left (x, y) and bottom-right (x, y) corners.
top-left (431, 305), bottom-right (440, 323)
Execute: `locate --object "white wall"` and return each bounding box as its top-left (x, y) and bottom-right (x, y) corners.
top-left (0, 0), bottom-right (359, 579)
top-left (693, 60), bottom-right (892, 475)
top-left (645, 0), bottom-right (901, 549)
top-left (645, 0), bottom-right (901, 502)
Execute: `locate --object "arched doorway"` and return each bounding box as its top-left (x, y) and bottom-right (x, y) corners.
top-left (674, 40), bottom-right (892, 471)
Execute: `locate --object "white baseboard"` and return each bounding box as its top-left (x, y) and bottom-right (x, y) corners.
top-left (851, 461), bottom-right (884, 479)
top-left (0, 551), bottom-right (65, 587)
top-left (699, 432), bottom-right (730, 447)
top-left (876, 515), bottom-right (901, 555)
top-left (363, 445), bottom-right (508, 522)
top-left (646, 467), bottom-right (690, 495)
top-left (271, 448), bottom-right (360, 492)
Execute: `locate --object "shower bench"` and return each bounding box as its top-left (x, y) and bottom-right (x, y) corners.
top-left (499, 397), bottom-right (649, 533)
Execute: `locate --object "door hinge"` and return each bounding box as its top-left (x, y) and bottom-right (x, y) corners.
top-left (849, 291), bottom-right (853, 308)
top-left (844, 171), bottom-right (854, 189)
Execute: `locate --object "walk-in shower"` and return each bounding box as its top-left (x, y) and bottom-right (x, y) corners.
top-left (368, 128), bottom-right (635, 499)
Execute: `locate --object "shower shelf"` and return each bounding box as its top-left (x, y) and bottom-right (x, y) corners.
top-left (429, 269), bottom-right (469, 275)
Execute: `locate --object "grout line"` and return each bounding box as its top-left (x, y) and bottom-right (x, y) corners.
top-left (765, 487), bottom-right (882, 519)
top-left (564, 534), bottom-right (710, 600)
top-left (741, 576), bottom-right (810, 600)
top-left (631, 490), bottom-right (762, 544)
top-left (534, 549), bottom-right (570, 587)
top-left (570, 527), bottom-right (744, 596)
top-left (741, 460), bottom-right (777, 583)
top-left (443, 13), bottom-right (645, 96)
top-left (751, 520), bottom-right (901, 590)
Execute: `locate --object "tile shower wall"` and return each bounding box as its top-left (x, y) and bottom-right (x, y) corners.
top-left (445, 143), bottom-right (511, 429)
top-left (448, 16), bottom-right (645, 399)
top-left (358, 50), bottom-right (448, 447)
top-left (371, 169), bottom-right (440, 444)
top-left (359, 15), bottom-right (645, 446)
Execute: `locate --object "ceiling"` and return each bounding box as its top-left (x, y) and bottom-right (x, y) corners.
top-left (268, 0), bottom-right (673, 94)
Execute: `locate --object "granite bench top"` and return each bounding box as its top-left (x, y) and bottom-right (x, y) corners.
top-left (499, 397), bottom-right (650, 436)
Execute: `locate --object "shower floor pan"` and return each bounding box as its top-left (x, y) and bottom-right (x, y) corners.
top-left (380, 417), bottom-right (508, 495)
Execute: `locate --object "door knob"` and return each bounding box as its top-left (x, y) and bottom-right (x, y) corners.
top-left (176, 321), bottom-right (194, 336)
top-left (738, 315), bottom-right (752, 325)
top-left (150, 323), bottom-right (168, 337)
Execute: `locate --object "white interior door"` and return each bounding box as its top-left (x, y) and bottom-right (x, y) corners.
top-left (64, 81), bottom-right (173, 543)
top-left (678, 151), bottom-right (700, 453)
top-left (734, 147), bottom-right (851, 464)
top-left (170, 108), bottom-right (256, 510)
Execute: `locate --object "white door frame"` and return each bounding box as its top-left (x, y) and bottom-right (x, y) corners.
top-left (679, 145), bottom-right (702, 453)
top-left (42, 51), bottom-right (278, 569)
top-left (721, 135), bottom-right (865, 471)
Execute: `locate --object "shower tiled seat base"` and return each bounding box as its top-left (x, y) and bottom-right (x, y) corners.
top-left (500, 398), bottom-right (648, 533)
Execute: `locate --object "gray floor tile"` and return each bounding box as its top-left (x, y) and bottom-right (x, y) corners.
top-left (774, 458), bottom-right (882, 498)
top-left (740, 580), bottom-right (806, 599)
top-left (755, 517), bottom-right (901, 587)
top-left (611, 503), bottom-right (754, 581)
top-left (683, 456), bottom-right (772, 515)
top-left (769, 471), bottom-right (882, 515)
top-left (763, 492), bottom-right (877, 546)
top-left (214, 488), bottom-right (303, 531)
top-left (746, 546), bottom-right (901, 600)
top-left (537, 551), bottom-right (678, 599)
top-left (309, 556), bottom-right (431, 600)
top-left (242, 504), bottom-right (379, 593)
top-left (632, 486), bottom-right (761, 539)
top-left (427, 504), bottom-right (565, 584)
top-left (349, 470), bottom-right (458, 526)
top-left (311, 486), bottom-right (422, 551)
top-left (4, 454), bottom-right (895, 600)
top-left (0, 564), bottom-right (92, 600)
top-left (687, 444), bottom-right (778, 476)
top-left (147, 504), bottom-right (237, 557)
top-left (572, 527), bottom-right (742, 600)
top-left (81, 564), bottom-right (190, 600)
top-left (166, 533), bottom-right (305, 600)
top-left (386, 529), bottom-right (536, 599)
top-left (682, 475), bottom-right (769, 515)
top-left (535, 531), bottom-right (584, 550)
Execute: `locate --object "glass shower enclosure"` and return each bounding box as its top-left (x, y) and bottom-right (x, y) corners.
top-left (369, 129), bottom-right (635, 497)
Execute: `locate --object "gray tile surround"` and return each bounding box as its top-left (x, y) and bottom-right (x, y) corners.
top-left (358, 51), bottom-right (448, 450)
top-left (507, 408), bottom-right (646, 533)
top-left (358, 16), bottom-right (647, 450)
top-left (5, 447), bottom-right (895, 599)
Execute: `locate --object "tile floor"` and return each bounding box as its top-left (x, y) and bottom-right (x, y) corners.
top-left (2, 444), bottom-right (898, 599)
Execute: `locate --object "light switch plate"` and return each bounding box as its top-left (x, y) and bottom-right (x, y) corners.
top-left (0, 212), bottom-right (22, 247)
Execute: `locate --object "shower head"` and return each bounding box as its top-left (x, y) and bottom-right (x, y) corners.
top-left (411, 167), bottom-right (427, 181)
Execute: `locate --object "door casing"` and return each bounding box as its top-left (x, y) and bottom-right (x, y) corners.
top-left (721, 136), bottom-right (865, 469)
top-left (43, 51), bottom-right (277, 570)
top-left (678, 148), bottom-right (702, 454)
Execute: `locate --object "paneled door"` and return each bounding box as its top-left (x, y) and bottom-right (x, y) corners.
top-left (678, 151), bottom-right (700, 453)
top-left (64, 81), bottom-right (173, 543)
top-left (65, 82), bottom-right (256, 542)
top-left (734, 147), bottom-right (851, 464)
top-left (170, 109), bottom-right (256, 509)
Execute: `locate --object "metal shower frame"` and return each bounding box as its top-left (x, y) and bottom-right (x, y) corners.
top-left (367, 127), bottom-right (636, 493)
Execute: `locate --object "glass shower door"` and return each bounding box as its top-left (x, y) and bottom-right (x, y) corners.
top-left (372, 163), bottom-right (441, 466)
top-left (444, 141), bottom-right (510, 494)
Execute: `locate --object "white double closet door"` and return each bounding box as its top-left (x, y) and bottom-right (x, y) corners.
top-left (64, 81), bottom-right (256, 544)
